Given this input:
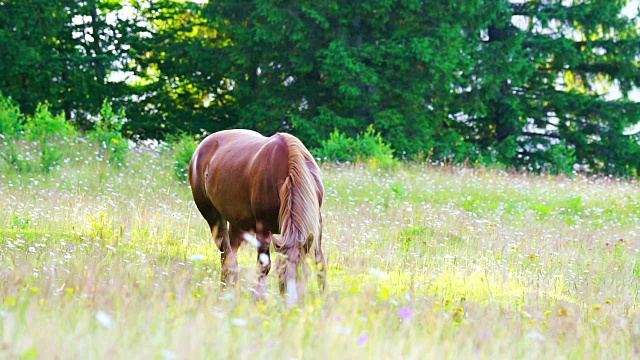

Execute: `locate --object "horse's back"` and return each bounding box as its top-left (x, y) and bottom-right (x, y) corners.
top-left (190, 129), bottom-right (292, 232)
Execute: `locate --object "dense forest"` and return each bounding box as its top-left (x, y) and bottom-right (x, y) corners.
top-left (1, 0), bottom-right (639, 175)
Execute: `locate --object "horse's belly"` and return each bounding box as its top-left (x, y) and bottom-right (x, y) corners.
top-left (218, 209), bottom-right (278, 233)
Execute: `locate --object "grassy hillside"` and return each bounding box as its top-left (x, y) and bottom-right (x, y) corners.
top-left (1, 139), bottom-right (639, 359)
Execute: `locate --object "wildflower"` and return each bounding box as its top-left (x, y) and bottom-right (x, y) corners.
top-left (398, 307), bottom-right (413, 321)
top-left (357, 334), bottom-right (369, 346)
top-left (231, 318), bottom-right (247, 327)
top-left (558, 308), bottom-right (568, 316)
top-left (159, 350), bottom-right (177, 360)
top-left (369, 268), bottom-right (389, 279)
top-left (525, 330), bottom-right (545, 341)
top-left (189, 254), bottom-right (206, 262)
top-left (96, 310), bottom-right (113, 329)
top-left (242, 233), bottom-right (260, 247)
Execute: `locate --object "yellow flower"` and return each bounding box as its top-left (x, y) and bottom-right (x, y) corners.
top-left (558, 308), bottom-right (568, 316)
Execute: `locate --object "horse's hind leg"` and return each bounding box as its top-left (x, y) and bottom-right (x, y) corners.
top-left (306, 215), bottom-right (327, 292)
top-left (192, 193), bottom-right (227, 247)
top-left (277, 244), bottom-right (301, 307)
top-left (254, 226), bottom-right (273, 302)
top-left (314, 233), bottom-right (327, 292)
top-left (301, 237), bottom-right (326, 294)
top-left (192, 199), bottom-right (233, 287)
top-left (221, 224), bottom-right (243, 289)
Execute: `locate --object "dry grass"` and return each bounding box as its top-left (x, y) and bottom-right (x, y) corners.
top-left (1, 140), bottom-right (640, 359)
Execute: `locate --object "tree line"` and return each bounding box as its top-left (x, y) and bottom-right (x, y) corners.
top-left (1, 0), bottom-right (639, 175)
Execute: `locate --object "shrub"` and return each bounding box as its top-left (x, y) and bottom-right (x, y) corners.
top-left (89, 99), bottom-right (129, 166)
top-left (0, 93), bottom-right (25, 170)
top-left (0, 93), bottom-right (24, 137)
top-left (547, 140), bottom-right (577, 176)
top-left (313, 125), bottom-right (396, 169)
top-left (167, 132), bottom-right (199, 182)
top-left (314, 129), bottom-right (354, 162)
top-left (26, 103), bottom-right (76, 172)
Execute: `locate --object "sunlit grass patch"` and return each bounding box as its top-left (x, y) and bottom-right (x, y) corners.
top-left (1, 146), bottom-right (640, 359)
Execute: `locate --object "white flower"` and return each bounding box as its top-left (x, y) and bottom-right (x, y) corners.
top-left (525, 330), bottom-right (545, 341)
top-left (189, 254), bottom-right (206, 262)
top-left (368, 268), bottom-right (389, 279)
top-left (96, 310), bottom-right (113, 329)
top-left (231, 318), bottom-right (247, 327)
top-left (242, 233), bottom-right (260, 247)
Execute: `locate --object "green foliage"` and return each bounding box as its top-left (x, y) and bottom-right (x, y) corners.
top-left (314, 130), bottom-right (356, 163)
top-left (21, 103), bottom-right (76, 173)
top-left (314, 125), bottom-right (395, 169)
top-left (0, 0), bottom-right (145, 126)
top-left (1, 0), bottom-right (640, 176)
top-left (167, 132), bottom-right (199, 182)
top-left (25, 103), bottom-right (75, 141)
top-left (0, 93), bottom-right (24, 137)
top-left (89, 100), bottom-right (129, 166)
top-left (634, 252), bottom-right (640, 279)
top-left (457, 0), bottom-right (640, 175)
top-left (0, 93), bottom-right (25, 170)
top-left (547, 140), bottom-right (577, 176)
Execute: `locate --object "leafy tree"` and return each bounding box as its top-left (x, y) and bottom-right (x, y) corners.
top-left (123, 0), bottom-right (235, 138)
top-left (201, 0), bottom-right (484, 153)
top-left (0, 0), bottom-right (143, 126)
top-left (2, 0), bottom-right (639, 176)
top-left (0, 1), bottom-right (69, 115)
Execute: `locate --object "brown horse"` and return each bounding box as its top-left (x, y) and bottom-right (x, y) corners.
top-left (189, 129), bottom-right (326, 305)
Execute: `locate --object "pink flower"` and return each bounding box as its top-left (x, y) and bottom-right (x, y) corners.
top-left (398, 307), bottom-right (413, 321)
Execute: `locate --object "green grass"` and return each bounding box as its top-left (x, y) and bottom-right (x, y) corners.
top-left (1, 139), bottom-right (640, 359)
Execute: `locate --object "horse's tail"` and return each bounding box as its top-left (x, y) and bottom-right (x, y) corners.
top-left (277, 134), bottom-right (321, 286)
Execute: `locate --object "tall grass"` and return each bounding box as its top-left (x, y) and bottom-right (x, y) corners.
top-left (1, 138), bottom-right (639, 359)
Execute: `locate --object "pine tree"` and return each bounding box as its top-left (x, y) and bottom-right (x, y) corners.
top-left (458, 0), bottom-right (640, 175)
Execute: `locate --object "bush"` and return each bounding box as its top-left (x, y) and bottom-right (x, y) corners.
top-left (89, 99), bottom-right (129, 166)
top-left (0, 93), bottom-right (25, 171)
top-left (167, 132), bottom-right (199, 182)
top-left (0, 93), bottom-right (24, 137)
top-left (1, 100), bottom-right (76, 173)
top-left (25, 103), bottom-right (76, 172)
top-left (547, 140), bottom-right (577, 176)
top-left (313, 125), bottom-right (396, 169)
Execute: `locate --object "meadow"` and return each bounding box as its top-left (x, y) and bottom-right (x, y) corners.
top-left (1, 138), bottom-right (640, 359)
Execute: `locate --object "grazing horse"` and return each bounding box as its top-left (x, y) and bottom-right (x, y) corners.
top-left (189, 129), bottom-right (326, 305)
